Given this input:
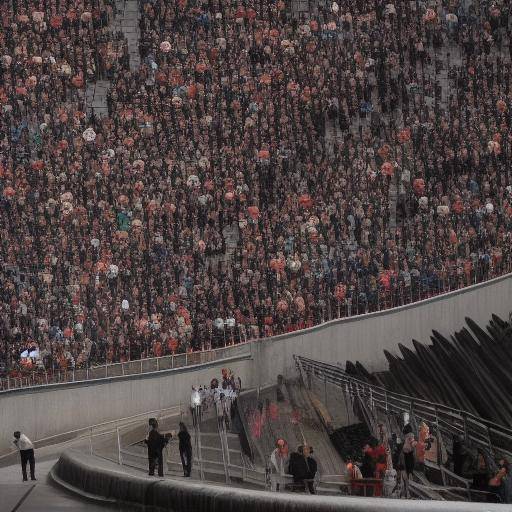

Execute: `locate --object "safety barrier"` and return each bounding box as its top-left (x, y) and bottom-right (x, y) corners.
top-left (294, 356), bottom-right (512, 460)
top-left (0, 342), bottom-right (252, 392)
top-left (51, 449), bottom-right (509, 511)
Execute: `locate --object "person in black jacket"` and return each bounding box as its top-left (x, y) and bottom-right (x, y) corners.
top-left (288, 445), bottom-right (317, 493)
top-left (178, 422), bottom-right (193, 477)
top-left (145, 418), bottom-right (171, 477)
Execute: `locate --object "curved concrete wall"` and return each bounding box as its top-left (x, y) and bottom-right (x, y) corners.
top-left (0, 355), bottom-right (253, 456)
top-left (1, 274), bottom-right (511, 457)
top-left (52, 451), bottom-right (507, 511)
top-left (252, 273), bottom-right (512, 387)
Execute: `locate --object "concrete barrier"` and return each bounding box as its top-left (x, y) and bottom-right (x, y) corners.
top-left (0, 355), bottom-right (253, 456)
top-left (51, 450), bottom-right (507, 511)
top-left (251, 273), bottom-right (512, 386)
top-left (2, 273), bottom-right (511, 457)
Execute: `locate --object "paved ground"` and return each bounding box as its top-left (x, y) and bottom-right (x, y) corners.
top-left (0, 459), bottom-right (139, 511)
top-left (0, 454), bottom-right (136, 511)
top-left (0, 437), bottom-right (139, 511)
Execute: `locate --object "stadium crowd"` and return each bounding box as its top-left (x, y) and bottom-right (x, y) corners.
top-left (1, 0), bottom-right (512, 375)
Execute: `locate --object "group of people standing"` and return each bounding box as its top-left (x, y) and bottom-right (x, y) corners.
top-left (270, 439), bottom-right (318, 493)
top-left (144, 418), bottom-right (192, 478)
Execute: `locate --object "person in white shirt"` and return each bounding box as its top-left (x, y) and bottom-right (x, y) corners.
top-left (13, 431), bottom-right (36, 481)
top-left (270, 439), bottom-right (290, 491)
top-left (190, 387), bottom-right (202, 427)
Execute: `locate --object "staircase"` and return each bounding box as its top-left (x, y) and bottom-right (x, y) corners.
top-left (85, 80), bottom-right (110, 118)
top-left (114, 0), bottom-right (141, 71)
top-left (388, 179), bottom-right (398, 234)
top-left (296, 355), bottom-right (512, 501)
top-left (85, 0), bottom-right (142, 118)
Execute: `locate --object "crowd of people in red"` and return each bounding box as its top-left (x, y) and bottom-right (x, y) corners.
top-left (1, 0), bottom-right (512, 375)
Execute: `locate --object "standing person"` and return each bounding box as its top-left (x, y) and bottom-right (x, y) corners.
top-left (288, 445), bottom-right (317, 494)
top-left (178, 422), bottom-right (193, 477)
top-left (270, 439), bottom-right (289, 491)
top-left (190, 387), bottom-right (201, 427)
top-left (13, 431), bottom-right (36, 481)
top-left (398, 426), bottom-right (417, 498)
top-left (306, 446), bottom-right (318, 494)
top-left (144, 419), bottom-right (171, 477)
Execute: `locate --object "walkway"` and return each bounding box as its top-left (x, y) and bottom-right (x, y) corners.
top-left (85, 80), bottom-right (110, 118)
top-left (114, 0), bottom-right (141, 71)
top-left (85, 0), bottom-right (141, 117)
top-left (0, 459), bottom-right (134, 512)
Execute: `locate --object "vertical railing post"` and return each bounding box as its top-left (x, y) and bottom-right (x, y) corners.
top-left (435, 406), bottom-right (443, 476)
top-left (89, 427), bottom-right (93, 455)
top-left (117, 426), bottom-right (123, 465)
top-left (140, 360), bottom-right (143, 374)
top-left (486, 426), bottom-right (494, 457)
top-left (156, 357), bottom-right (160, 372)
top-left (462, 413), bottom-right (468, 443)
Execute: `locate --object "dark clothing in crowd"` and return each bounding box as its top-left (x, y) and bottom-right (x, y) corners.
top-left (178, 430), bottom-right (192, 477)
top-left (145, 429), bottom-right (169, 477)
top-left (361, 452), bottom-right (375, 478)
top-left (20, 449), bottom-right (36, 481)
top-left (288, 452), bottom-right (317, 493)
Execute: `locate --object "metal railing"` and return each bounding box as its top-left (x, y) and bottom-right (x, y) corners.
top-left (295, 356), bottom-right (512, 460)
top-left (0, 343), bottom-right (252, 392)
top-left (2, 269), bottom-right (512, 393)
top-left (0, 404), bottom-right (183, 464)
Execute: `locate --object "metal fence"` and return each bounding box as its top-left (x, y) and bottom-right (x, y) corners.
top-left (0, 342), bottom-right (252, 392)
top-left (295, 355), bottom-right (512, 461)
top-left (2, 267), bottom-right (512, 392)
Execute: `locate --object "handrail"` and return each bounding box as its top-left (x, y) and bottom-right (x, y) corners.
top-left (295, 356), bottom-right (512, 459)
top-left (0, 343), bottom-right (252, 393)
top-left (216, 413), bottom-right (231, 483)
top-left (0, 405), bottom-right (182, 462)
top-left (3, 270), bottom-right (512, 393)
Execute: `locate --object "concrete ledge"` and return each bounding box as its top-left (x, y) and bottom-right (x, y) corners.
top-left (52, 451), bottom-right (508, 511)
top-left (0, 354), bottom-right (252, 397)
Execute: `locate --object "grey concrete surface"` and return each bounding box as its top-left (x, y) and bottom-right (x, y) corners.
top-left (0, 459), bottom-right (136, 512)
top-left (0, 355), bottom-right (252, 456)
top-left (114, 0), bottom-right (140, 70)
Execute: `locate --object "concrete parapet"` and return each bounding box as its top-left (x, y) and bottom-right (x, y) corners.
top-left (51, 451), bottom-right (508, 511)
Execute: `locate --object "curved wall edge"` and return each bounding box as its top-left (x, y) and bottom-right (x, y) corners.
top-left (51, 450), bottom-right (506, 511)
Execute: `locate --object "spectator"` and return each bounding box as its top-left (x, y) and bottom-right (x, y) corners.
top-left (270, 438), bottom-right (289, 492)
top-left (2, 0), bottom-right (512, 379)
top-left (288, 445), bottom-right (317, 494)
top-left (178, 422), bottom-right (192, 477)
top-left (144, 418), bottom-right (171, 477)
top-left (13, 431), bottom-right (36, 482)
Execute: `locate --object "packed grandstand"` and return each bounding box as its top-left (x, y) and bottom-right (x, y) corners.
top-left (1, 0), bottom-right (512, 377)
